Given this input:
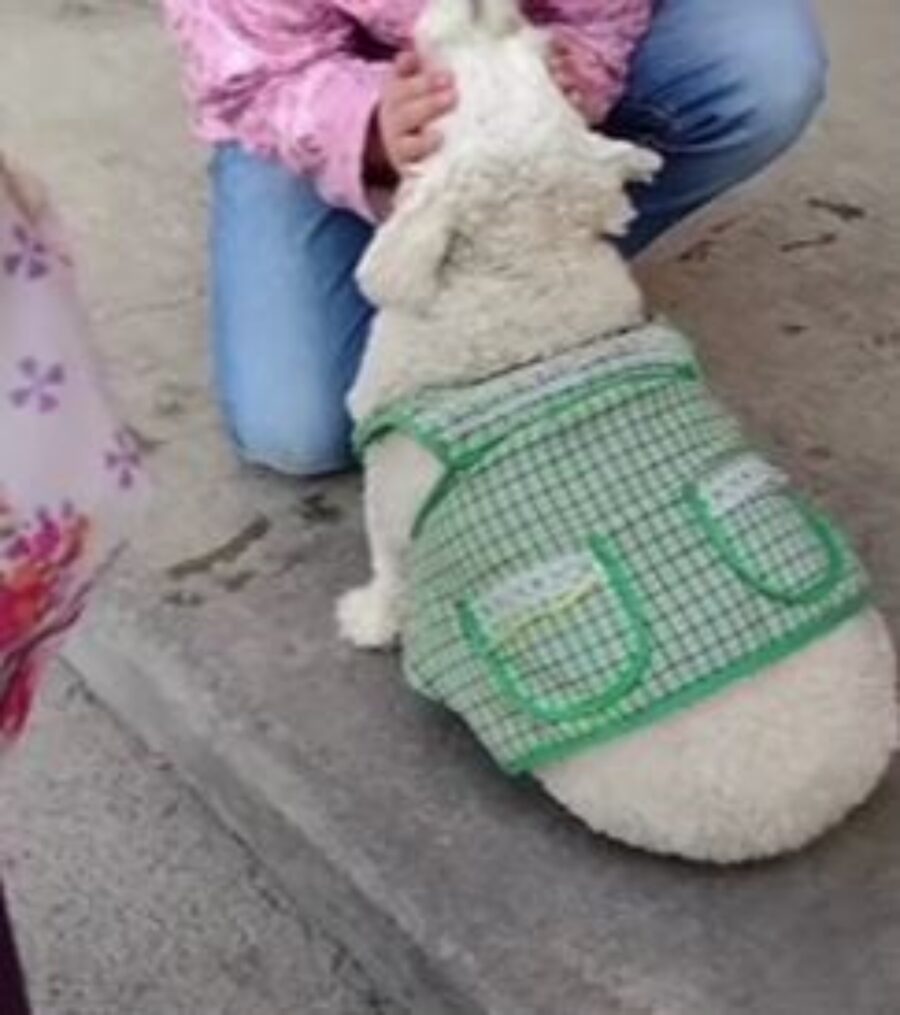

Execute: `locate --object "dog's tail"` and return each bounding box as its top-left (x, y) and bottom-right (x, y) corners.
top-left (418, 0), bottom-right (525, 47)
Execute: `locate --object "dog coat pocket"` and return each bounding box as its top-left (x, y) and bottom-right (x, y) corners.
top-left (687, 452), bottom-right (846, 606)
top-left (459, 537), bottom-right (651, 723)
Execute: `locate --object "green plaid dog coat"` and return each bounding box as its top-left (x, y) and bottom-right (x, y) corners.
top-left (356, 322), bottom-right (869, 773)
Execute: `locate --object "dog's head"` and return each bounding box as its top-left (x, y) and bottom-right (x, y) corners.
top-left (358, 0), bottom-right (662, 311)
top-left (416, 0), bottom-right (527, 47)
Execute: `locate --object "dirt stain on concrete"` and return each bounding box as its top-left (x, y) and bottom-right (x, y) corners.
top-left (167, 515), bottom-right (271, 581)
top-left (780, 231), bottom-right (838, 253)
top-left (162, 590), bottom-right (205, 608)
top-left (677, 238), bottom-right (715, 264)
top-left (807, 197), bottom-right (867, 222)
top-left (871, 329), bottom-right (900, 349)
top-left (676, 216), bottom-right (743, 264)
top-left (804, 444), bottom-right (834, 462)
top-left (220, 570), bottom-right (257, 593)
top-left (298, 493), bottom-right (342, 525)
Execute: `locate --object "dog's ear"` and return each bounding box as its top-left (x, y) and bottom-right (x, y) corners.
top-left (477, 0), bottom-right (526, 36)
top-left (357, 168), bottom-right (457, 311)
top-left (418, 0), bottom-right (524, 47)
top-left (583, 139), bottom-right (663, 238)
top-left (594, 139), bottom-right (663, 186)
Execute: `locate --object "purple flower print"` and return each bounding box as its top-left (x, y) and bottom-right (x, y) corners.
top-left (3, 224), bottom-right (50, 279)
top-left (8, 358), bottom-right (66, 412)
top-left (4, 506), bottom-right (64, 565)
top-left (104, 430), bottom-right (141, 490)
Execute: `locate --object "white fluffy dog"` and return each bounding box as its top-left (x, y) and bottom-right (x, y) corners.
top-left (338, 0), bottom-right (898, 862)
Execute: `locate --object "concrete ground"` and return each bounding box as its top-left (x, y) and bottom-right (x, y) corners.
top-left (0, 668), bottom-right (396, 1015)
top-left (2, 0), bottom-right (899, 1014)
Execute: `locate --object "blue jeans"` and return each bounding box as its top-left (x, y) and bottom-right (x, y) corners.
top-left (211, 0), bottom-right (826, 476)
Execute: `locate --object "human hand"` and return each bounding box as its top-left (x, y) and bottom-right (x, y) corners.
top-left (368, 50), bottom-right (457, 180)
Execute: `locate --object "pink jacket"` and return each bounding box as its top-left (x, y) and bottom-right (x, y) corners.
top-left (162, 0), bottom-right (652, 220)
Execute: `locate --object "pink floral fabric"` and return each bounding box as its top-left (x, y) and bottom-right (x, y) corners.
top-left (0, 160), bottom-right (145, 746)
top-left (161, 0), bottom-right (652, 219)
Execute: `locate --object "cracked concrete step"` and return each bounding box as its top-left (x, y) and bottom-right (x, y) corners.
top-left (0, 666), bottom-right (401, 1015)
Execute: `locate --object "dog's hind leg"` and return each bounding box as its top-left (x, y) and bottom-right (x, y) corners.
top-left (337, 437), bottom-right (441, 649)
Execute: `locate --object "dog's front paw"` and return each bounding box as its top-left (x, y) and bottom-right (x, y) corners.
top-left (337, 584), bottom-right (399, 649)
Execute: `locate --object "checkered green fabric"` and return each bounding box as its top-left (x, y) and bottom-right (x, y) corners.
top-left (357, 323), bottom-right (869, 773)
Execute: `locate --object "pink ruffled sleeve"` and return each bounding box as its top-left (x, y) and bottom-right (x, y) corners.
top-left (528, 0), bottom-right (654, 124)
top-left (162, 0), bottom-right (390, 220)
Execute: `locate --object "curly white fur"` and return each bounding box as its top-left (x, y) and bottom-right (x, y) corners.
top-left (338, 0), bottom-right (898, 862)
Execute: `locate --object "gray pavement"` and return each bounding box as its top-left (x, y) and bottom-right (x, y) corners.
top-left (2, 1), bottom-right (899, 1014)
top-left (0, 666), bottom-right (397, 1015)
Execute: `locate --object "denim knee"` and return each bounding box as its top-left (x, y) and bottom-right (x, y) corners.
top-left (227, 399), bottom-right (354, 478)
top-left (210, 145), bottom-right (371, 479)
top-left (720, 26), bottom-right (828, 166)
